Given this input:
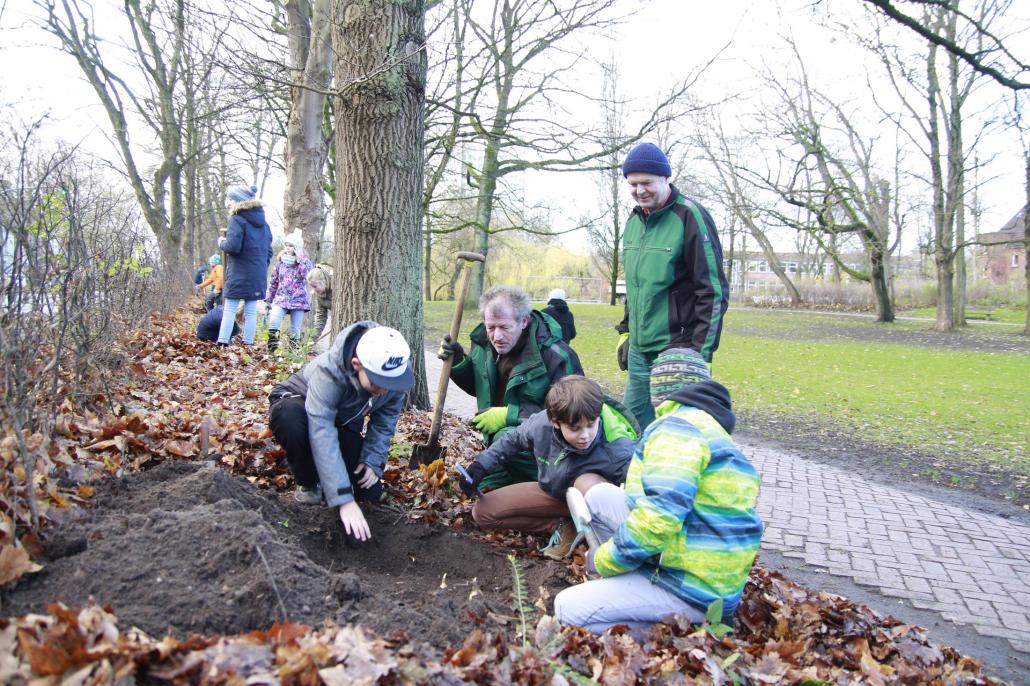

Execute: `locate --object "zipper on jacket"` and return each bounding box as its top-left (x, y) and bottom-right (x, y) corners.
top-left (340, 398), bottom-right (373, 428)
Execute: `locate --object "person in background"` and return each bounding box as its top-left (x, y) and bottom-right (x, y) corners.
top-left (268, 323), bottom-right (413, 544)
top-left (554, 349), bottom-right (762, 637)
top-left (216, 185), bottom-right (273, 346)
top-left (542, 287), bottom-right (576, 343)
top-left (265, 235), bottom-right (312, 352)
top-left (193, 263), bottom-right (209, 286)
top-left (615, 142), bottom-right (729, 428)
top-left (437, 285), bottom-right (582, 491)
top-left (195, 254), bottom-right (224, 312)
top-left (306, 263), bottom-right (333, 339)
top-left (196, 304), bottom-right (242, 342)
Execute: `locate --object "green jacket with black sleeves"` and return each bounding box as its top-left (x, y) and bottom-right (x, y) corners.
top-left (617, 185), bottom-right (729, 361)
top-left (450, 310), bottom-right (583, 442)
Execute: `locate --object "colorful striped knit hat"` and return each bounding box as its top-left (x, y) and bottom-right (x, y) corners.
top-left (226, 184), bottom-right (257, 203)
top-left (650, 347), bottom-right (710, 406)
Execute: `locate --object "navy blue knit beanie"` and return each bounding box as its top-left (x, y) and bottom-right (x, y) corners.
top-left (622, 143), bottom-right (672, 178)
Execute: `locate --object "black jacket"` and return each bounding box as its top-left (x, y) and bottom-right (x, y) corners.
top-left (196, 307), bottom-right (238, 341)
top-left (542, 299), bottom-right (576, 343)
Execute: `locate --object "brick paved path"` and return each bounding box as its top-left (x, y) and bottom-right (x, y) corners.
top-left (740, 440), bottom-right (1030, 655)
top-left (423, 349), bottom-right (1030, 657)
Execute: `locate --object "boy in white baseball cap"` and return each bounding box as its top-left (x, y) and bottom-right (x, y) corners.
top-left (268, 321), bottom-right (414, 543)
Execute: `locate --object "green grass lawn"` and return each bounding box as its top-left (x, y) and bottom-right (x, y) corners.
top-left (423, 301), bottom-right (1029, 474)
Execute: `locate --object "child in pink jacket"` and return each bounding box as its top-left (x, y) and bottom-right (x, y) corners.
top-left (265, 236), bottom-right (312, 351)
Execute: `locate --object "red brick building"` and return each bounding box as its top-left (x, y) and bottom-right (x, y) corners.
top-left (977, 209), bottom-right (1027, 286)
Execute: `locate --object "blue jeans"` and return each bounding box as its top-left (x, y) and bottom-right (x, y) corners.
top-left (219, 298), bottom-right (258, 344)
top-left (553, 483), bottom-right (705, 635)
top-left (624, 345), bottom-right (658, 428)
top-left (268, 306), bottom-right (305, 339)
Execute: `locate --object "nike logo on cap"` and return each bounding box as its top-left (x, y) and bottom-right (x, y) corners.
top-left (382, 356), bottom-right (404, 371)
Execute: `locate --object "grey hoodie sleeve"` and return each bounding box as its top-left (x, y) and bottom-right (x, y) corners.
top-left (304, 360), bottom-right (356, 508)
top-left (473, 411), bottom-right (544, 474)
top-left (359, 390), bottom-right (405, 476)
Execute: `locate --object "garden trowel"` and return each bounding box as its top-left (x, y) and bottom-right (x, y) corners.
top-left (564, 487), bottom-right (600, 554)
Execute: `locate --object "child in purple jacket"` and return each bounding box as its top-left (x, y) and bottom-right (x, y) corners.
top-left (265, 236), bottom-right (312, 352)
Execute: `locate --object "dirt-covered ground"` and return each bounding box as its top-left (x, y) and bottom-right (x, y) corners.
top-left (0, 309), bottom-right (1019, 683)
top-left (3, 461), bottom-right (560, 649)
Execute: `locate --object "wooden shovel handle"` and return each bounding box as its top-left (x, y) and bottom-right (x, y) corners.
top-left (427, 252), bottom-right (485, 446)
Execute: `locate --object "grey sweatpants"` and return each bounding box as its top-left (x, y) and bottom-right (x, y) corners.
top-left (553, 483), bottom-right (705, 635)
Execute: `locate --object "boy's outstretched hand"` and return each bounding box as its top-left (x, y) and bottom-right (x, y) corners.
top-left (457, 462), bottom-right (487, 499)
top-left (339, 502), bottom-right (371, 541)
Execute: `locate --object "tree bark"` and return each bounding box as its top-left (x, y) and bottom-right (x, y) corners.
top-left (607, 167), bottom-right (622, 306)
top-left (950, 23), bottom-right (967, 327)
top-left (927, 30), bottom-right (955, 332)
top-left (471, 129), bottom-right (502, 303)
top-left (1024, 144), bottom-right (1029, 336)
top-left (284, 0), bottom-right (333, 256)
top-left (332, 0), bottom-right (428, 408)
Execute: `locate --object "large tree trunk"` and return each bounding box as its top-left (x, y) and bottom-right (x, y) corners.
top-left (865, 180), bottom-right (895, 322)
top-left (949, 28), bottom-right (967, 328)
top-left (607, 165), bottom-right (622, 306)
top-left (868, 242), bottom-right (894, 322)
top-left (284, 0), bottom-right (332, 257)
top-left (1024, 145), bottom-right (1029, 337)
top-left (927, 34), bottom-right (955, 332)
top-left (332, 0), bottom-right (428, 408)
top-left (954, 175), bottom-right (967, 326)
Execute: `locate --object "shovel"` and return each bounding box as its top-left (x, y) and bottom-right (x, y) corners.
top-left (409, 251), bottom-right (485, 468)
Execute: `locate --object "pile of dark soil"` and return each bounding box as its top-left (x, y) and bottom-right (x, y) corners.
top-left (2, 461), bottom-right (558, 647)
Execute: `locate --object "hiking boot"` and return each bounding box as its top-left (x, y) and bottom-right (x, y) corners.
top-left (267, 329), bottom-right (280, 353)
top-left (294, 484), bottom-right (322, 504)
top-left (541, 519), bottom-right (578, 560)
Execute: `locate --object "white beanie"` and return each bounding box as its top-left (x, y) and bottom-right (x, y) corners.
top-left (548, 288), bottom-right (566, 301)
top-left (284, 228), bottom-right (305, 255)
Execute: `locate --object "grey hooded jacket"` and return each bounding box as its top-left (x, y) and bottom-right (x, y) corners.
top-left (474, 402), bottom-right (638, 499)
top-left (277, 321), bottom-right (405, 507)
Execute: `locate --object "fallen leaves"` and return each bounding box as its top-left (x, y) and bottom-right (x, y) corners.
top-left (0, 545), bottom-right (41, 586)
top-left (0, 309), bottom-right (1015, 685)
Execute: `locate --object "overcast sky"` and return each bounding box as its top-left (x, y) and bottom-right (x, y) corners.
top-left (2, 0), bottom-right (1027, 255)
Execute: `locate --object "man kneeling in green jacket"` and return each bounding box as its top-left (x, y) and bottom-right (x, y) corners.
top-left (437, 285), bottom-right (582, 491)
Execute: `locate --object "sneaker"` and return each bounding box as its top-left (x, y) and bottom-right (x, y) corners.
top-left (294, 484), bottom-right (322, 504)
top-left (541, 519), bottom-right (578, 560)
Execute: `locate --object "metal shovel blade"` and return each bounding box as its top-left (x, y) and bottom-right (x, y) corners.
top-left (409, 442), bottom-right (446, 469)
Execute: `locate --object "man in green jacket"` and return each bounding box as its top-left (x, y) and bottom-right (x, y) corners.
top-left (615, 142), bottom-right (729, 428)
top-left (438, 285), bottom-right (583, 490)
